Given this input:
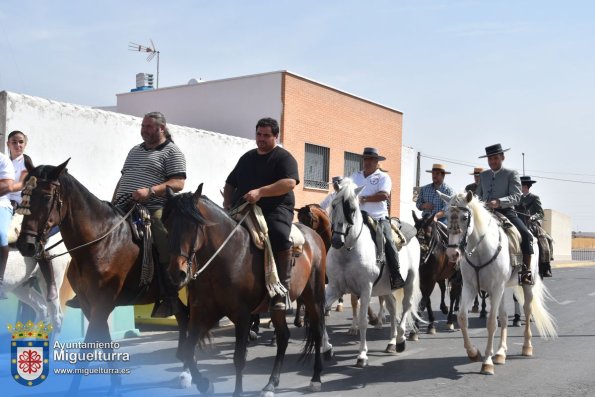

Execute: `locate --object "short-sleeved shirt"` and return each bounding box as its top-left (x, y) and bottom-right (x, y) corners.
top-left (0, 153), bottom-right (15, 209)
top-left (350, 169), bottom-right (391, 219)
top-left (113, 140), bottom-right (186, 211)
top-left (416, 182), bottom-right (454, 222)
top-left (9, 154), bottom-right (30, 204)
top-left (226, 146), bottom-right (299, 213)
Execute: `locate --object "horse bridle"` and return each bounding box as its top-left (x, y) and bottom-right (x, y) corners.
top-left (331, 200), bottom-right (364, 251)
top-left (447, 205), bottom-right (503, 290)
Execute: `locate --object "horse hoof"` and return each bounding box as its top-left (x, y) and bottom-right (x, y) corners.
top-left (479, 311), bottom-right (487, 319)
top-left (355, 358), bottom-right (368, 368)
top-left (493, 354), bottom-right (506, 365)
top-left (323, 349), bottom-right (334, 361)
top-left (347, 328), bottom-right (358, 336)
top-left (385, 343), bottom-right (396, 353)
top-left (261, 391), bottom-right (275, 397)
top-left (522, 346), bottom-right (533, 356)
top-left (440, 304), bottom-right (448, 315)
top-left (471, 305), bottom-right (479, 313)
top-left (368, 315), bottom-right (379, 326)
top-left (446, 322), bottom-right (454, 331)
top-left (196, 378), bottom-right (214, 394)
top-left (179, 370), bottom-right (192, 389)
top-left (407, 332), bottom-right (419, 342)
top-left (294, 320), bottom-right (304, 328)
top-left (336, 303), bottom-right (344, 312)
top-left (309, 381), bottom-right (322, 392)
top-left (269, 338), bottom-right (277, 347)
top-left (427, 325), bottom-right (436, 335)
top-left (249, 330), bottom-right (258, 341)
top-left (480, 363), bottom-right (494, 375)
top-left (468, 349), bottom-right (482, 362)
top-left (512, 319), bottom-right (522, 327)
top-left (396, 341), bottom-right (406, 353)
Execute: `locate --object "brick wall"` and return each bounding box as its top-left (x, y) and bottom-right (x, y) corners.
top-left (280, 73), bottom-right (403, 217)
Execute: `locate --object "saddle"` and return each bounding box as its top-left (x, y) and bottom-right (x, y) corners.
top-left (362, 214), bottom-right (415, 266)
top-left (115, 202), bottom-right (155, 287)
top-left (492, 211), bottom-right (523, 268)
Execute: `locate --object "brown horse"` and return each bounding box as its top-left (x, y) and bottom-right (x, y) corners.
top-left (16, 160), bottom-right (189, 396)
top-left (163, 185), bottom-right (326, 396)
top-left (412, 211), bottom-right (461, 333)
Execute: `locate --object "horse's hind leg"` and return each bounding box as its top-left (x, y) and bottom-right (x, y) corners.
top-left (438, 279), bottom-right (448, 314)
top-left (262, 309), bottom-right (290, 396)
top-left (521, 285), bottom-right (534, 356)
top-left (233, 311), bottom-right (251, 396)
top-left (349, 294), bottom-right (360, 335)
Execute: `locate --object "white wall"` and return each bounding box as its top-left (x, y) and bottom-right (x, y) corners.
top-left (116, 72), bottom-right (284, 140)
top-left (0, 91), bottom-right (255, 204)
top-left (399, 145), bottom-right (417, 225)
top-left (544, 209), bottom-right (572, 261)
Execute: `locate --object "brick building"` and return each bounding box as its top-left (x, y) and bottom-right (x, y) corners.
top-left (115, 71), bottom-right (404, 216)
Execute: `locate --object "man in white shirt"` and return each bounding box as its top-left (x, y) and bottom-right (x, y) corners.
top-left (0, 152), bottom-right (15, 299)
top-left (350, 147), bottom-right (404, 290)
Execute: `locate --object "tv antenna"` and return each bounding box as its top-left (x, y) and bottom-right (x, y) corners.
top-left (128, 40), bottom-right (160, 88)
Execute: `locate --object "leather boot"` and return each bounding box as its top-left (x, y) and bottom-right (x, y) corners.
top-left (38, 254), bottom-right (58, 301)
top-left (519, 254), bottom-right (534, 285)
top-left (152, 262), bottom-right (180, 318)
top-left (382, 221), bottom-right (405, 290)
top-left (271, 248), bottom-right (293, 311)
top-left (0, 245), bottom-right (9, 299)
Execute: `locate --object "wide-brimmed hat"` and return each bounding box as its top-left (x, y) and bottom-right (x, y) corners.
top-left (469, 167), bottom-right (484, 175)
top-left (479, 143), bottom-right (510, 158)
top-left (426, 163), bottom-right (451, 174)
top-left (362, 147), bottom-right (386, 161)
top-left (520, 176), bottom-right (537, 185)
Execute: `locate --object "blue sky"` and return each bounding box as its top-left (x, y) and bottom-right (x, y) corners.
top-left (1, 1), bottom-right (594, 230)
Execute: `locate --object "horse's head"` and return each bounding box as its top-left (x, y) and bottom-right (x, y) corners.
top-left (296, 205), bottom-right (319, 229)
top-left (329, 178), bottom-right (364, 249)
top-left (16, 159), bottom-right (70, 258)
top-left (412, 210), bottom-right (435, 244)
top-left (162, 184), bottom-right (212, 288)
top-left (440, 190), bottom-right (474, 263)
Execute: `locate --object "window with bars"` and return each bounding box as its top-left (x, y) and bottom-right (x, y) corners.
top-left (304, 143), bottom-right (330, 189)
top-left (344, 151), bottom-right (363, 177)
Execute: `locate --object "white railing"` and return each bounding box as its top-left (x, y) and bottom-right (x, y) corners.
top-left (571, 249), bottom-right (595, 261)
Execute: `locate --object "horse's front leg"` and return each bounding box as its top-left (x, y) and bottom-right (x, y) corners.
top-left (494, 295), bottom-right (509, 365)
top-left (348, 294), bottom-right (360, 336)
top-left (438, 279), bottom-right (448, 314)
top-left (383, 293), bottom-right (398, 353)
top-left (458, 285), bottom-right (481, 363)
top-left (355, 289), bottom-right (372, 367)
top-left (233, 311), bottom-right (251, 397)
top-left (481, 286), bottom-right (505, 375)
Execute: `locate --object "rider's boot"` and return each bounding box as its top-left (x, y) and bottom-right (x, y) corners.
top-left (385, 239), bottom-right (405, 290)
top-left (152, 262), bottom-right (180, 318)
top-left (271, 248), bottom-right (293, 311)
top-left (519, 254), bottom-right (534, 285)
top-left (0, 245), bottom-right (9, 299)
top-left (38, 254), bottom-right (58, 301)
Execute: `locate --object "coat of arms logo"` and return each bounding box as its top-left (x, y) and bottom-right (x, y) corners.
top-left (7, 320), bottom-right (53, 387)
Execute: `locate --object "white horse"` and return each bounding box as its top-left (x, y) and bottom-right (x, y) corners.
top-left (440, 191), bottom-right (556, 375)
top-left (322, 178), bottom-right (422, 367)
top-left (3, 232), bottom-right (69, 333)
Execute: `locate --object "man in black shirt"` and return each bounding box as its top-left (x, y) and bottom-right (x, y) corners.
top-left (223, 117), bottom-right (300, 311)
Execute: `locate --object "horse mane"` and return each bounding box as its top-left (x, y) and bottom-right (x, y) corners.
top-left (163, 192), bottom-right (213, 225)
top-left (332, 177), bottom-right (360, 223)
top-left (449, 192), bottom-right (490, 237)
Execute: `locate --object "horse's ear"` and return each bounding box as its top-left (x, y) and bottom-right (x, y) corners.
top-left (49, 158), bottom-right (70, 180)
top-left (165, 186), bottom-right (175, 198)
top-left (24, 155), bottom-right (35, 173)
top-left (437, 190), bottom-right (452, 205)
top-left (466, 190), bottom-right (473, 203)
top-left (354, 186), bottom-right (365, 196)
top-left (294, 208), bottom-right (300, 212)
top-left (193, 183), bottom-right (203, 205)
top-left (412, 210), bottom-right (420, 223)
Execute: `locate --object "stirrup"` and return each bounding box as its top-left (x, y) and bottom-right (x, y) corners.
top-left (518, 270), bottom-right (534, 286)
top-left (66, 295), bottom-right (81, 308)
top-left (390, 275), bottom-right (406, 290)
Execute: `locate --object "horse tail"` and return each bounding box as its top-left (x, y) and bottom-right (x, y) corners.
top-left (300, 250), bottom-right (326, 361)
top-left (514, 277), bottom-right (557, 339)
top-left (395, 243), bottom-right (426, 330)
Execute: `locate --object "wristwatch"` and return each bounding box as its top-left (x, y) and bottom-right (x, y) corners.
top-left (148, 186), bottom-right (156, 197)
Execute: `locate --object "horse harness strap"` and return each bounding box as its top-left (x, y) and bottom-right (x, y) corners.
top-left (464, 228), bottom-right (502, 292)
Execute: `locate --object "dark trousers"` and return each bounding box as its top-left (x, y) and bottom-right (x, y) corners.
top-left (380, 217), bottom-right (400, 271)
top-left (497, 208), bottom-right (534, 255)
top-left (263, 207), bottom-right (293, 252)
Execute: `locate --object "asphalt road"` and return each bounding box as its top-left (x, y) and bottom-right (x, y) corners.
top-left (4, 263), bottom-right (595, 397)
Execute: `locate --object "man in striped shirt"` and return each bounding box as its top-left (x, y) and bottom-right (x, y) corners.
top-left (416, 164), bottom-right (455, 224)
top-left (67, 112), bottom-right (186, 317)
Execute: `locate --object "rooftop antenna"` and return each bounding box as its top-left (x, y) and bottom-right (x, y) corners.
top-left (128, 40), bottom-right (160, 88)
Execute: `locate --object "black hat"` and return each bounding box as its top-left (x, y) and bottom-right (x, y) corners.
top-left (479, 143), bottom-right (510, 158)
top-left (362, 147), bottom-right (386, 161)
top-left (520, 176), bottom-right (537, 185)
